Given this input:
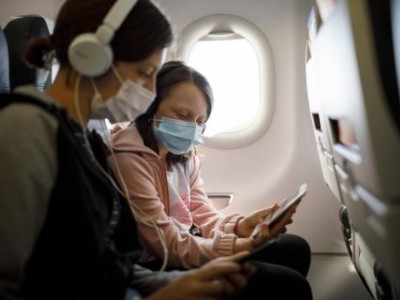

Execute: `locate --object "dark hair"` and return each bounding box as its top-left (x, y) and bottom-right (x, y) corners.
top-left (135, 60), bottom-right (214, 166)
top-left (25, 0), bottom-right (173, 68)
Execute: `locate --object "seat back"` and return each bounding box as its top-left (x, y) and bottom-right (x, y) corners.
top-left (305, 7), bottom-right (343, 203)
top-left (393, 0), bottom-right (400, 99)
top-left (307, 0), bottom-right (400, 298)
top-left (4, 15), bottom-right (52, 91)
top-left (0, 26), bottom-right (10, 93)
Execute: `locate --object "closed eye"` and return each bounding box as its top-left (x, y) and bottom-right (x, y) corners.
top-left (139, 71), bottom-right (151, 79)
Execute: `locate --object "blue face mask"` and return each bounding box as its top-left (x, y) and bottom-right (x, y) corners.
top-left (154, 117), bottom-right (204, 155)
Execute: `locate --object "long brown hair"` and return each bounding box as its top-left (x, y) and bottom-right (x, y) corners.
top-left (135, 60), bottom-right (213, 166)
top-left (25, 0), bottom-right (173, 69)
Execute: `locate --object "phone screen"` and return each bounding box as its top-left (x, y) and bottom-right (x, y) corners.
top-left (265, 183), bottom-right (307, 227)
top-left (250, 183), bottom-right (307, 239)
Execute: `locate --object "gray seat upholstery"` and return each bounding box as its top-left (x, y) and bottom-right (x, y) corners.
top-left (306, 0), bottom-right (400, 299)
top-left (393, 0), bottom-right (400, 107)
top-left (4, 15), bottom-right (52, 91)
top-left (367, 0), bottom-right (400, 133)
top-left (0, 26), bottom-right (10, 93)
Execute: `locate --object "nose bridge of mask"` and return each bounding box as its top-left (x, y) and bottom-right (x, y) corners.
top-left (112, 65), bottom-right (155, 108)
top-left (90, 65), bottom-right (156, 122)
top-left (157, 117), bottom-right (203, 140)
top-left (154, 117), bottom-right (204, 155)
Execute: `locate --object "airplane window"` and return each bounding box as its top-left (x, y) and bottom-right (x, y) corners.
top-left (176, 14), bottom-right (274, 149)
top-left (188, 34), bottom-right (260, 137)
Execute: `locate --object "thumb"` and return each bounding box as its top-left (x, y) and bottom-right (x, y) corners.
top-left (251, 224), bottom-right (270, 248)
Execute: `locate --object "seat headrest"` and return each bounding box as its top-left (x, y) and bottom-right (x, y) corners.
top-left (4, 15), bottom-right (52, 92)
top-left (393, 0), bottom-right (400, 101)
top-left (0, 26), bottom-right (10, 93)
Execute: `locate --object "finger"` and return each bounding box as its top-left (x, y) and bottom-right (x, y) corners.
top-left (259, 223), bottom-right (270, 238)
top-left (214, 250), bottom-right (251, 264)
top-left (242, 262), bottom-right (257, 277)
top-left (251, 224), bottom-right (270, 248)
top-left (193, 279), bottom-right (225, 299)
top-left (228, 250), bottom-right (251, 262)
top-left (110, 124), bottom-right (122, 133)
top-left (270, 207), bottom-right (296, 236)
top-left (218, 277), bottom-right (236, 296)
top-left (257, 204), bottom-right (279, 216)
top-left (197, 272), bottom-right (248, 298)
top-left (198, 262), bottom-right (241, 281)
top-left (227, 271), bottom-right (247, 290)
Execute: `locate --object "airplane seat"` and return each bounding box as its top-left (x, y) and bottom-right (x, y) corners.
top-left (305, 4), bottom-right (372, 297)
top-left (0, 26), bottom-right (10, 93)
top-left (306, 5), bottom-right (355, 266)
top-left (392, 0), bottom-right (400, 103)
top-left (3, 15), bottom-right (52, 92)
top-left (308, 0), bottom-right (400, 299)
top-left (366, 0), bottom-right (400, 134)
top-left (305, 6), bottom-right (344, 203)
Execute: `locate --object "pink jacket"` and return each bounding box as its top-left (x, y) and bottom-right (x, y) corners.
top-left (109, 125), bottom-right (242, 268)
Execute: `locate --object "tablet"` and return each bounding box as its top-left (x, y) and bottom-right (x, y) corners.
top-left (251, 183), bottom-right (307, 239)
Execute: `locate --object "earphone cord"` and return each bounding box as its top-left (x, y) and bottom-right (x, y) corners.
top-left (73, 76), bottom-right (169, 279)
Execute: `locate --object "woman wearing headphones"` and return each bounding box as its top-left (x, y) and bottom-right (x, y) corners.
top-left (0, 0), bottom-right (254, 299)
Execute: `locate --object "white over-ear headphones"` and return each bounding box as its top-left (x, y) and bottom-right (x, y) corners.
top-left (68, 0), bottom-right (139, 77)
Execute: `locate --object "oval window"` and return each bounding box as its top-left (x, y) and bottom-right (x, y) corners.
top-left (188, 33), bottom-right (260, 137)
top-left (176, 14), bottom-right (275, 149)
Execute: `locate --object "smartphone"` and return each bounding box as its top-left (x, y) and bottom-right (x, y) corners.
top-left (251, 183), bottom-right (307, 239)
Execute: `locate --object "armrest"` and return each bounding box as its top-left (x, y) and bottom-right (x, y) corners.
top-left (207, 193), bottom-right (234, 210)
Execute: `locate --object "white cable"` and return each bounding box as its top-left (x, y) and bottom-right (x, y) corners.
top-left (73, 76), bottom-right (169, 278)
top-left (99, 120), bottom-right (169, 274)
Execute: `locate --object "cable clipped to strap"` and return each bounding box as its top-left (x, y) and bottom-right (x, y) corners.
top-left (73, 77), bottom-right (169, 277)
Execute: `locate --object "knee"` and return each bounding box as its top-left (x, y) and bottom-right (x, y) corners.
top-left (287, 268), bottom-right (313, 300)
top-left (283, 234), bottom-right (311, 255)
top-left (280, 234), bottom-right (312, 275)
top-left (247, 263), bottom-right (313, 300)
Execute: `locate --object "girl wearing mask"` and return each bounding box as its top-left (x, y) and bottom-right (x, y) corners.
top-left (110, 60), bottom-right (313, 299)
top-left (0, 1), bottom-right (254, 299)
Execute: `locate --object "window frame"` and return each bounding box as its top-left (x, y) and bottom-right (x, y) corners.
top-left (175, 14), bottom-right (275, 149)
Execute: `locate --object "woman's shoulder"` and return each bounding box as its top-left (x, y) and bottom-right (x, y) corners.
top-left (0, 92), bottom-right (59, 138)
top-left (110, 124), bottom-right (156, 156)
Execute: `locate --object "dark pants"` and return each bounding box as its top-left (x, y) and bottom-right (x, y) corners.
top-left (235, 234), bottom-right (313, 300)
top-left (141, 234), bottom-right (313, 300)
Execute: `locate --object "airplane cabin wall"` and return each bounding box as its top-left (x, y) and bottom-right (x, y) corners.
top-left (159, 0), bottom-right (346, 253)
top-left (0, 0), bottom-right (61, 28)
top-left (0, 0), bottom-right (346, 254)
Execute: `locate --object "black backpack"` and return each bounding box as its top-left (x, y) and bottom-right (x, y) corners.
top-left (0, 93), bottom-right (142, 300)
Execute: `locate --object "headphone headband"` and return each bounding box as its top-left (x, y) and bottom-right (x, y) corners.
top-left (99, 0), bottom-right (139, 44)
top-left (68, 0), bottom-right (139, 77)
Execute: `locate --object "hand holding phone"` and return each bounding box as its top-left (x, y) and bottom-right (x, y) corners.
top-left (251, 183), bottom-right (307, 239)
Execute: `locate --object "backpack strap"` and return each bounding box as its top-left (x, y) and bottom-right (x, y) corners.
top-left (0, 92), bottom-right (61, 114)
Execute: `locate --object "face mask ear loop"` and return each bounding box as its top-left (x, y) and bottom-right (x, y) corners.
top-left (89, 77), bottom-right (102, 100)
top-left (73, 74), bottom-right (86, 130)
top-left (111, 65), bottom-right (125, 85)
top-left (74, 76), bottom-right (168, 279)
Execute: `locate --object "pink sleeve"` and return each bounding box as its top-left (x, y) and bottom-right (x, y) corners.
top-left (109, 151), bottom-right (236, 269)
top-left (188, 156), bottom-right (243, 239)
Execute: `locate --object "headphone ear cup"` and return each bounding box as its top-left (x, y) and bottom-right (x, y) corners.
top-left (68, 33), bottom-right (113, 77)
